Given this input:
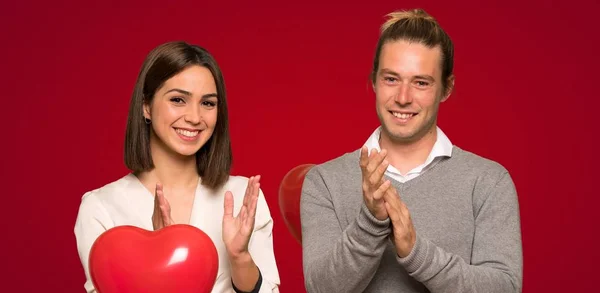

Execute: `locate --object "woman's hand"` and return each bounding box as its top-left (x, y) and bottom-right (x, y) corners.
top-left (152, 183), bottom-right (174, 231)
top-left (222, 176), bottom-right (260, 261)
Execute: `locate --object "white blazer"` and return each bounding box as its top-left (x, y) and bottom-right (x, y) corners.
top-left (74, 173), bottom-right (281, 293)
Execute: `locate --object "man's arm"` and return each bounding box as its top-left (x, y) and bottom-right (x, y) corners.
top-left (393, 171), bottom-right (523, 293)
top-left (300, 166), bottom-right (391, 293)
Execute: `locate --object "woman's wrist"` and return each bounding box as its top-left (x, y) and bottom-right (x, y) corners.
top-left (229, 252), bottom-right (260, 292)
top-left (229, 251), bottom-right (253, 268)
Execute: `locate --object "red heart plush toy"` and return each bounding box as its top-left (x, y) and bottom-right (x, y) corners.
top-left (278, 164), bottom-right (315, 243)
top-left (89, 224), bottom-right (219, 293)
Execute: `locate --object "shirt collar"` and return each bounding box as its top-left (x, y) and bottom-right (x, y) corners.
top-left (364, 126), bottom-right (453, 160)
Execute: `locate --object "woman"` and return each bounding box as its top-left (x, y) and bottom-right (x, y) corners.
top-left (74, 41), bottom-right (280, 292)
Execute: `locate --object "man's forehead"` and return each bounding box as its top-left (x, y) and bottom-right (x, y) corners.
top-left (379, 41), bottom-right (442, 76)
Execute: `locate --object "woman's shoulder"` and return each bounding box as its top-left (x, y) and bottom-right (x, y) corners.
top-left (79, 173), bottom-right (138, 204)
top-left (221, 175), bottom-right (250, 189)
top-left (225, 174), bottom-right (248, 182)
top-left (75, 173), bottom-right (142, 227)
top-left (219, 175), bottom-right (267, 196)
top-left (219, 174), bottom-right (273, 214)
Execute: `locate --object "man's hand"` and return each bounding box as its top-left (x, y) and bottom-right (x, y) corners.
top-left (360, 146), bottom-right (392, 221)
top-left (384, 186), bottom-right (417, 257)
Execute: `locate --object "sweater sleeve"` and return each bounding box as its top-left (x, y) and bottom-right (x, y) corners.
top-left (396, 171), bottom-right (523, 293)
top-left (301, 166), bottom-right (392, 293)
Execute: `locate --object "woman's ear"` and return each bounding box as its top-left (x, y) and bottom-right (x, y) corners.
top-left (143, 101), bottom-right (151, 120)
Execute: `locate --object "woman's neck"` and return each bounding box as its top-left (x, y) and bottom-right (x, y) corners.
top-left (137, 135), bottom-right (199, 190)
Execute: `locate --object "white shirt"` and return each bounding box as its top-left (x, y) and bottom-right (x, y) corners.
top-left (364, 126), bottom-right (453, 183)
top-left (74, 173), bottom-right (280, 293)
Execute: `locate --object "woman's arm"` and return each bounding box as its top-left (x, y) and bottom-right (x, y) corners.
top-left (74, 192), bottom-right (114, 293)
top-left (223, 177), bottom-right (281, 292)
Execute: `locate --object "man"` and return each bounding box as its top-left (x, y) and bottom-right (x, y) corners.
top-left (300, 8), bottom-right (523, 293)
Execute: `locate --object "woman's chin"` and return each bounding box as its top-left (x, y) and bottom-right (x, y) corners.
top-left (165, 143), bottom-right (201, 158)
top-left (175, 148), bottom-right (201, 158)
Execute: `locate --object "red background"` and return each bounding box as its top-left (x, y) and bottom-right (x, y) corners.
top-left (1, 0), bottom-right (598, 292)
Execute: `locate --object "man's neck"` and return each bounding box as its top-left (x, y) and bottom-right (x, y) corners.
top-left (379, 126), bottom-right (438, 175)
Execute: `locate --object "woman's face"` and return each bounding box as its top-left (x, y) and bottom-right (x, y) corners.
top-left (144, 65), bottom-right (218, 157)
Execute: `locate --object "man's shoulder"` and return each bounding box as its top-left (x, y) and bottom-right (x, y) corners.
top-left (452, 146), bottom-right (510, 176)
top-left (312, 149), bottom-right (361, 175)
top-left (303, 149), bottom-right (362, 187)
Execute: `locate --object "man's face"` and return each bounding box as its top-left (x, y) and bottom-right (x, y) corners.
top-left (373, 39), bottom-right (452, 143)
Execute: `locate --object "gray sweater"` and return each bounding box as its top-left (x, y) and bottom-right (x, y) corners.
top-left (300, 146), bottom-right (522, 293)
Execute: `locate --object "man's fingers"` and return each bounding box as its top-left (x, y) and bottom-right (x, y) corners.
top-left (373, 180), bottom-right (391, 201)
top-left (392, 189), bottom-right (409, 218)
top-left (365, 149), bottom-right (387, 175)
top-left (385, 201), bottom-right (404, 225)
top-left (383, 187), bottom-right (399, 210)
top-left (359, 145), bottom-right (369, 169)
top-left (383, 186), bottom-right (394, 202)
top-left (384, 201), bottom-right (393, 215)
top-left (369, 159), bottom-right (389, 186)
top-left (361, 148), bottom-right (378, 174)
top-left (365, 149), bottom-right (379, 173)
top-left (399, 200), bottom-right (412, 223)
top-left (384, 187), bottom-right (410, 224)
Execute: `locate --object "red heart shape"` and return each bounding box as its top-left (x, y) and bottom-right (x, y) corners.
top-left (89, 224), bottom-right (219, 293)
top-left (278, 164), bottom-right (315, 243)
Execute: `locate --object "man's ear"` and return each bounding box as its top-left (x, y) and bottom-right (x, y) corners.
top-left (441, 75), bottom-right (455, 102)
top-left (372, 80), bottom-right (376, 92)
top-left (370, 71), bottom-right (377, 92)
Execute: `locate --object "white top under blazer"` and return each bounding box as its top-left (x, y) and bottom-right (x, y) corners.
top-left (74, 173), bottom-right (281, 292)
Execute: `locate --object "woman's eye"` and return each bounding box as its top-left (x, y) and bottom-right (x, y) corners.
top-left (170, 97), bottom-right (185, 103)
top-left (202, 101), bottom-right (216, 107)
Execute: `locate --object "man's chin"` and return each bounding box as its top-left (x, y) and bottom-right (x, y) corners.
top-left (381, 126), bottom-right (415, 143)
top-left (389, 134), bottom-right (416, 144)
